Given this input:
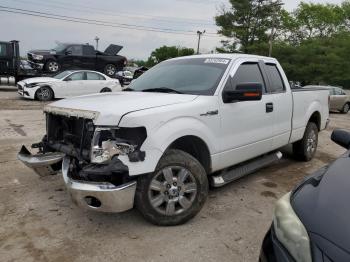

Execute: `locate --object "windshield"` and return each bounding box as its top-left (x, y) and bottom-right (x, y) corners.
top-left (52, 44), bottom-right (67, 52)
top-left (53, 70), bottom-right (73, 79)
top-left (128, 58), bottom-right (231, 95)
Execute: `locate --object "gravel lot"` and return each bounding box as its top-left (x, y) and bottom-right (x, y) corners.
top-left (0, 87), bottom-right (349, 262)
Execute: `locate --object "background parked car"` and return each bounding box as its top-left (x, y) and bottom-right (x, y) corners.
top-left (305, 85), bottom-right (350, 113)
top-left (260, 129), bottom-right (350, 262)
top-left (17, 70), bottom-right (121, 101)
top-left (27, 43), bottom-right (127, 77)
top-left (116, 70), bottom-right (133, 86)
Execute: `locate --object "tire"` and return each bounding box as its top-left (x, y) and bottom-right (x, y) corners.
top-left (100, 87), bottom-right (112, 93)
top-left (45, 60), bottom-right (60, 73)
top-left (104, 64), bottom-right (117, 77)
top-left (342, 103), bottom-right (350, 114)
top-left (135, 149), bottom-right (208, 226)
top-left (293, 122), bottom-right (318, 161)
top-left (35, 86), bottom-right (54, 101)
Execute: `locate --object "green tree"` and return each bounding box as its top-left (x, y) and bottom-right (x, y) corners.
top-left (147, 46), bottom-right (195, 66)
top-left (215, 0), bottom-right (283, 53)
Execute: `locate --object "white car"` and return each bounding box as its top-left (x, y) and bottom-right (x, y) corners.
top-left (17, 70), bottom-right (121, 101)
top-left (19, 54), bottom-right (329, 226)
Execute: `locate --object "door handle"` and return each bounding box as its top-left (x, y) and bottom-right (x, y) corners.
top-left (266, 102), bottom-right (274, 113)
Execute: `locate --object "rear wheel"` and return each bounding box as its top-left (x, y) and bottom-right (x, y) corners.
top-left (135, 149), bottom-right (208, 226)
top-left (342, 103), bottom-right (349, 114)
top-left (45, 60), bottom-right (60, 73)
top-left (104, 64), bottom-right (117, 77)
top-left (35, 86), bottom-right (54, 101)
top-left (293, 122), bottom-right (318, 161)
top-left (100, 87), bottom-right (112, 93)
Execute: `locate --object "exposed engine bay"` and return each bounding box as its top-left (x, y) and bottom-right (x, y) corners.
top-left (30, 112), bottom-right (147, 186)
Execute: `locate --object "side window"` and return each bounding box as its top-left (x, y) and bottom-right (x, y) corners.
top-left (68, 72), bottom-right (85, 81)
top-left (66, 45), bottom-right (83, 56)
top-left (83, 45), bottom-right (95, 56)
top-left (224, 63), bottom-right (265, 91)
top-left (0, 43), bottom-right (7, 56)
top-left (87, 72), bottom-right (105, 80)
top-left (265, 64), bottom-right (285, 93)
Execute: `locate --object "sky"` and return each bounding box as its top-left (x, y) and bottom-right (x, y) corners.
top-left (0, 0), bottom-right (345, 60)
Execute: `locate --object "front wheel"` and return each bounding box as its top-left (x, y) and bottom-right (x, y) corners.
top-left (104, 64), bottom-right (117, 77)
top-left (135, 149), bottom-right (208, 226)
top-left (342, 103), bottom-right (349, 114)
top-left (35, 86), bottom-right (54, 101)
top-left (293, 122), bottom-right (318, 161)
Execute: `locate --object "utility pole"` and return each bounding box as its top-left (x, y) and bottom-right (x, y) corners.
top-left (268, 2), bottom-right (284, 57)
top-left (94, 36), bottom-right (100, 51)
top-left (196, 30), bottom-right (205, 54)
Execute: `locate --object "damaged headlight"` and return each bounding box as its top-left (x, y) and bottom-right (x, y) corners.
top-left (90, 127), bottom-right (146, 164)
top-left (273, 193), bottom-right (312, 262)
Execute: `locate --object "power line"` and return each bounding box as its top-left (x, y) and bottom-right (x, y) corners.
top-left (0, 5), bottom-right (219, 36)
top-left (10, 0), bottom-right (216, 26)
top-left (0, 6), bottom-right (221, 37)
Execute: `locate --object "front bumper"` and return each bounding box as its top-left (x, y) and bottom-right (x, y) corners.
top-left (18, 146), bottom-right (137, 213)
top-left (62, 157), bottom-right (137, 213)
top-left (260, 227), bottom-right (296, 262)
top-left (28, 60), bottom-right (44, 70)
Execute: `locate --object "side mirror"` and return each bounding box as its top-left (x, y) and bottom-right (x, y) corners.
top-left (64, 77), bottom-right (72, 81)
top-left (65, 50), bottom-right (72, 55)
top-left (331, 129), bottom-right (350, 149)
top-left (223, 83), bottom-right (263, 103)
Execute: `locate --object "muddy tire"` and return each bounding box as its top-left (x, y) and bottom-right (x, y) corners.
top-left (35, 86), bottom-right (54, 101)
top-left (135, 149), bottom-right (208, 226)
top-left (293, 122), bottom-right (318, 161)
top-left (342, 103), bottom-right (349, 114)
top-left (45, 60), bottom-right (60, 73)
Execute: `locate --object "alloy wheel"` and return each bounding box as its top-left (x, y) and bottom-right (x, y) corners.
top-left (148, 166), bottom-right (197, 216)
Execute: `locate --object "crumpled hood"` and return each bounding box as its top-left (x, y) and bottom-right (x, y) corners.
top-left (20, 77), bottom-right (59, 85)
top-left (44, 92), bottom-right (198, 125)
top-left (291, 153), bottom-right (350, 254)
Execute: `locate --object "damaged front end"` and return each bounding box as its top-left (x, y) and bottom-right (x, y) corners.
top-left (18, 111), bottom-right (147, 213)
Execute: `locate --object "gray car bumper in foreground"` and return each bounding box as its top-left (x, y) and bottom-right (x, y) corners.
top-left (18, 146), bottom-right (137, 213)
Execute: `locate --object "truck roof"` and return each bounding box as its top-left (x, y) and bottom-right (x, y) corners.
top-left (171, 53), bottom-right (278, 63)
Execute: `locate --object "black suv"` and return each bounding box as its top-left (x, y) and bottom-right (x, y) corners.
top-left (27, 43), bottom-right (127, 77)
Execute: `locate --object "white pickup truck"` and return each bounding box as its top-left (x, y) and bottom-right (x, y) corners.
top-left (18, 54), bottom-right (329, 226)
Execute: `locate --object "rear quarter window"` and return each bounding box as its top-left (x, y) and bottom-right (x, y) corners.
top-left (265, 64), bottom-right (285, 93)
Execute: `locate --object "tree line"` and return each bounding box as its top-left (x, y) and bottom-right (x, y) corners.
top-left (135, 1), bottom-right (349, 88)
top-left (216, 0), bottom-right (350, 87)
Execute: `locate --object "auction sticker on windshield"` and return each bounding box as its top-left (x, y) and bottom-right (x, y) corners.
top-left (204, 58), bottom-right (230, 64)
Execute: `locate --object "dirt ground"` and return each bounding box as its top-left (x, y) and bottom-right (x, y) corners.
top-left (0, 88), bottom-right (349, 262)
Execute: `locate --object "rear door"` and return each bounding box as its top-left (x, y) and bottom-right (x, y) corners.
top-left (262, 63), bottom-right (293, 149)
top-left (332, 88), bottom-right (347, 110)
top-left (84, 72), bottom-right (106, 94)
top-left (218, 60), bottom-right (275, 168)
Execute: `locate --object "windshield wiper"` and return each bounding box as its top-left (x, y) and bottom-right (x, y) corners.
top-left (142, 87), bottom-right (183, 94)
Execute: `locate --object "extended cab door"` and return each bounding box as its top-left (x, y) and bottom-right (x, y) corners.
top-left (218, 60), bottom-right (275, 169)
top-left (262, 62), bottom-right (293, 149)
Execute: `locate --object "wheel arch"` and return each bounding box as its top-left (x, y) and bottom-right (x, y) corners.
top-left (308, 111), bottom-right (321, 131)
top-left (165, 135), bottom-right (211, 174)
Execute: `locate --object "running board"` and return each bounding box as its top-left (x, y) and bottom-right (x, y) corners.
top-left (210, 151), bottom-right (282, 188)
